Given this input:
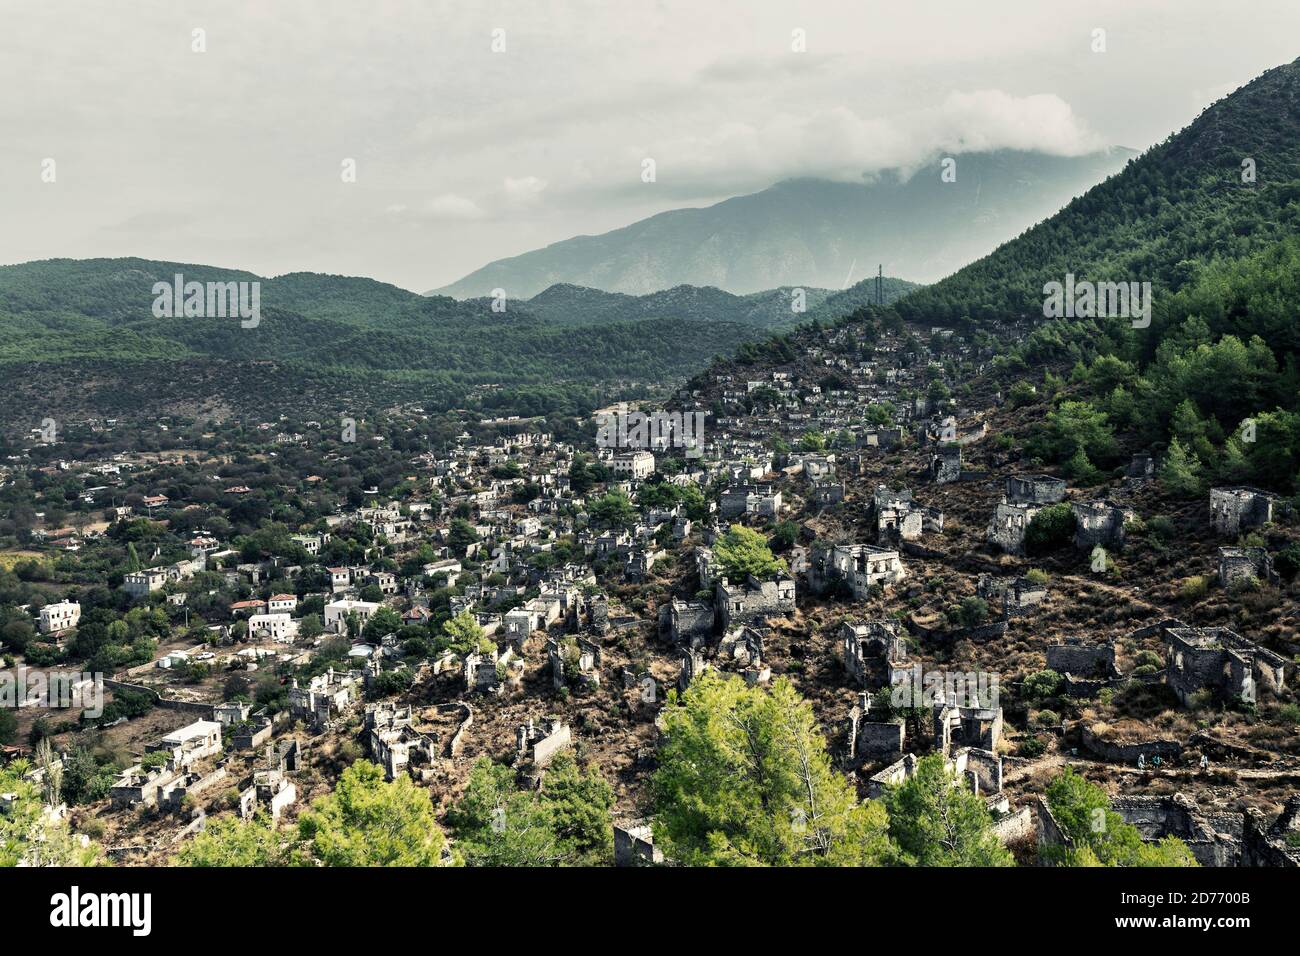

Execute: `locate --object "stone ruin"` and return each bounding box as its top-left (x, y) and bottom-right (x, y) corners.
top-left (934, 697), bottom-right (1003, 756)
top-left (239, 767), bottom-right (297, 822)
top-left (1046, 638), bottom-right (1118, 679)
top-left (548, 636), bottom-right (601, 690)
top-left (977, 574), bottom-right (1048, 618)
top-left (515, 717), bottom-right (572, 768)
top-left (1072, 499), bottom-right (1135, 551)
top-left (808, 543), bottom-right (905, 598)
top-left (1243, 795), bottom-right (1300, 867)
top-left (840, 619), bottom-right (909, 689)
top-left (614, 820), bottom-right (664, 866)
top-left (231, 713), bottom-right (274, 751)
top-left (366, 701), bottom-right (436, 781)
top-left (929, 445), bottom-right (962, 484)
top-left (811, 479), bottom-right (845, 509)
top-left (1125, 453), bottom-right (1155, 482)
top-left (844, 691), bottom-right (905, 766)
top-left (269, 738), bottom-right (301, 773)
top-left (463, 647), bottom-right (501, 694)
top-left (1209, 486), bottom-right (1277, 536)
top-left (1217, 546), bottom-right (1277, 589)
top-left (873, 485), bottom-right (943, 543)
top-left (567, 592), bottom-right (610, 636)
top-left (987, 499), bottom-right (1040, 555)
top-left (865, 747), bottom-right (1005, 807)
top-left (1073, 792), bottom-right (1300, 868)
top-left (1161, 621), bottom-right (1288, 706)
top-left (289, 669), bottom-right (361, 732)
top-left (678, 646), bottom-right (709, 691)
top-left (1006, 474), bottom-right (1067, 505)
top-left (718, 625), bottom-right (771, 685)
top-left (660, 596), bottom-right (714, 646)
top-left (716, 573), bottom-right (796, 629)
top-left (1046, 638), bottom-right (1120, 698)
top-left (695, 546), bottom-right (721, 590)
top-left (986, 476), bottom-right (1067, 555)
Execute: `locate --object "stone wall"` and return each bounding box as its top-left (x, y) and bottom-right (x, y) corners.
top-left (1081, 724), bottom-right (1181, 763)
top-left (1046, 641), bottom-right (1116, 678)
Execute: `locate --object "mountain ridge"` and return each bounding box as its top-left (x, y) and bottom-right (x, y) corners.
top-left (430, 148), bottom-right (1136, 298)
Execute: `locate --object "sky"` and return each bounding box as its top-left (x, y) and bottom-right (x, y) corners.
top-left (1, 0), bottom-right (1297, 291)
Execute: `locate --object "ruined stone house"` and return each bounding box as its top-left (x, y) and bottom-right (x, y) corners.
top-left (1162, 622), bottom-right (1288, 706)
top-left (716, 574), bottom-right (796, 630)
top-left (1072, 499), bottom-right (1135, 551)
top-left (929, 445), bottom-right (962, 484)
top-left (840, 619), bottom-right (909, 688)
top-left (986, 499), bottom-right (1042, 555)
top-left (1006, 474), bottom-right (1067, 504)
top-left (808, 543), bottom-right (905, 598)
top-left (1217, 546), bottom-right (1277, 588)
top-left (1046, 638), bottom-right (1119, 680)
top-left (515, 717), bottom-right (572, 767)
top-left (1209, 486), bottom-right (1277, 536)
top-left (660, 597), bottom-right (715, 645)
top-left (844, 691), bottom-right (905, 766)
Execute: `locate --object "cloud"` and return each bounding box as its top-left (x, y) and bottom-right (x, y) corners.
top-left (408, 194), bottom-right (487, 222)
top-left (581, 90), bottom-right (1103, 201)
top-left (502, 176), bottom-right (548, 206)
top-left (929, 90), bottom-right (1106, 157)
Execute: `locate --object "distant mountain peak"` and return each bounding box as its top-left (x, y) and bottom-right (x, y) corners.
top-left (429, 148), bottom-right (1131, 299)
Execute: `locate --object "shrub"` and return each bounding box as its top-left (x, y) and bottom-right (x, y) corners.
top-left (1008, 381), bottom-right (1038, 408)
top-left (1019, 735), bottom-right (1047, 758)
top-left (1024, 504), bottom-right (1076, 555)
top-left (140, 751), bottom-right (169, 771)
top-left (1146, 515), bottom-right (1177, 540)
top-left (1187, 689), bottom-right (1216, 711)
top-left (1034, 709), bottom-right (1061, 729)
top-left (1274, 544), bottom-right (1300, 581)
top-left (1023, 669), bottom-right (1063, 702)
top-left (1276, 703), bottom-right (1300, 725)
top-left (1134, 650), bottom-right (1163, 669)
top-left (1227, 576), bottom-right (1260, 595)
top-left (948, 596), bottom-right (990, 629)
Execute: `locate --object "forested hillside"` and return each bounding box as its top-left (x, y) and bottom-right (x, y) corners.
top-left (771, 57), bottom-right (1300, 499)
top-left (894, 57), bottom-right (1300, 327)
top-left (0, 259), bottom-right (775, 424)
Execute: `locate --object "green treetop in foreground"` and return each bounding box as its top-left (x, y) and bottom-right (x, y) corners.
top-left (446, 752), bottom-right (614, 866)
top-left (0, 761), bottom-right (103, 867)
top-left (1042, 767), bottom-right (1198, 867)
top-left (651, 672), bottom-right (892, 866)
top-left (884, 753), bottom-right (1014, 866)
top-left (176, 760), bottom-right (453, 867)
top-left (713, 523), bottom-right (788, 583)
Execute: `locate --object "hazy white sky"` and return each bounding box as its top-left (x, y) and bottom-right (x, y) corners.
top-left (2, 0), bottom-right (1296, 290)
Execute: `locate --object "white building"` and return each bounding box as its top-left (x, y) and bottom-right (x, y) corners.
top-left (38, 600), bottom-right (81, 634)
top-left (291, 533), bottom-right (327, 555)
top-left (248, 612), bottom-right (300, 644)
top-left (147, 719), bottom-right (223, 769)
top-left (267, 593), bottom-right (298, 614)
top-left (612, 451), bottom-right (655, 480)
top-left (324, 599), bottom-right (380, 634)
